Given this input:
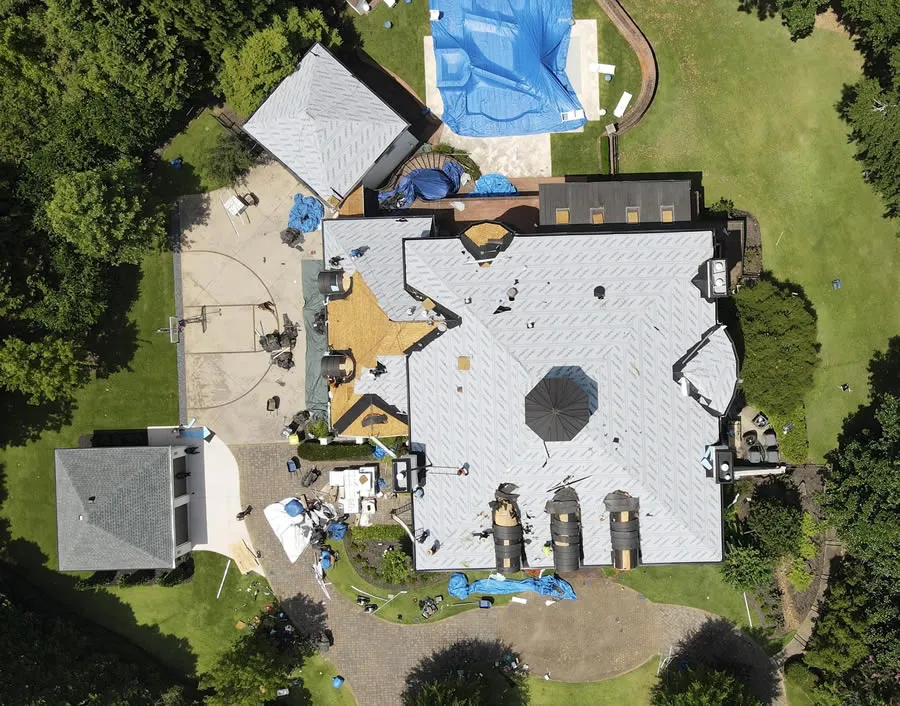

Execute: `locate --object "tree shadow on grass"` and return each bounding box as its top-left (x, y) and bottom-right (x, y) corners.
top-left (84, 263), bottom-right (141, 379)
top-left (280, 592), bottom-right (330, 644)
top-left (0, 460), bottom-right (198, 679)
top-left (735, 0), bottom-right (779, 22)
top-left (0, 391), bottom-right (76, 448)
top-left (403, 638), bottom-right (529, 706)
top-left (664, 617), bottom-right (780, 705)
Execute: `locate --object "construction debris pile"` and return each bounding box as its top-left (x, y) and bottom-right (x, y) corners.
top-left (259, 312), bottom-right (300, 370)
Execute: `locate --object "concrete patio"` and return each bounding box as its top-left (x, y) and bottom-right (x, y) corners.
top-left (177, 162), bottom-right (325, 446)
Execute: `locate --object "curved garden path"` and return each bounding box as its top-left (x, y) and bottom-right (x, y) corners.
top-left (234, 443), bottom-right (779, 706)
top-left (596, 0), bottom-right (658, 134)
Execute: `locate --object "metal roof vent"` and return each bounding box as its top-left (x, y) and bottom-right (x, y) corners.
top-left (707, 259), bottom-right (728, 298)
top-left (594, 285), bottom-right (606, 300)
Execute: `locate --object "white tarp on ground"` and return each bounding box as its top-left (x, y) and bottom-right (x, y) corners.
top-left (264, 498), bottom-right (313, 563)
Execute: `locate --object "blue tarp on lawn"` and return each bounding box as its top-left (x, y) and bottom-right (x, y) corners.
top-left (447, 572), bottom-right (577, 600)
top-left (430, 0), bottom-right (586, 137)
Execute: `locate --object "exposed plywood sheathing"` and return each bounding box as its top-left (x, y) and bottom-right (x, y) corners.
top-left (327, 274), bottom-right (432, 436)
top-left (463, 222), bottom-right (509, 247)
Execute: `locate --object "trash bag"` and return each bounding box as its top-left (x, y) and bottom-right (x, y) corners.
top-left (326, 521), bottom-right (347, 540)
top-left (284, 499), bottom-right (304, 517)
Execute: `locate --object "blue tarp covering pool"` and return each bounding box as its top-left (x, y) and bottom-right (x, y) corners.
top-left (430, 0), bottom-right (586, 137)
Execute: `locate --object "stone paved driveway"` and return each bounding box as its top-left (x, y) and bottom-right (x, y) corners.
top-left (235, 443), bottom-right (775, 705)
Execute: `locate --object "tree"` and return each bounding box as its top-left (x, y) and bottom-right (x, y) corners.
top-left (201, 631), bottom-right (294, 706)
top-left (720, 545), bottom-right (773, 590)
top-left (0, 586), bottom-right (183, 704)
top-left (737, 0), bottom-right (827, 41)
top-left (651, 664), bottom-right (760, 706)
top-left (0, 336), bottom-right (84, 403)
top-left (825, 392), bottom-right (900, 580)
top-left (45, 158), bottom-right (164, 264)
top-left (747, 497), bottom-right (802, 559)
top-left (197, 132), bottom-right (254, 187)
top-left (218, 9), bottom-right (340, 117)
top-left (734, 278), bottom-right (818, 417)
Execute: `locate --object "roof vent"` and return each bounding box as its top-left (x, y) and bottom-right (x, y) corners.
top-left (706, 259), bottom-right (728, 298)
top-left (594, 285), bottom-right (606, 300)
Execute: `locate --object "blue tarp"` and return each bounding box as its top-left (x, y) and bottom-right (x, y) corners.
top-left (288, 194), bottom-right (324, 233)
top-left (447, 573), bottom-right (577, 600)
top-left (326, 521), bottom-right (347, 539)
top-left (472, 173), bottom-right (518, 195)
top-left (430, 0), bottom-right (586, 137)
top-left (378, 160), bottom-right (463, 209)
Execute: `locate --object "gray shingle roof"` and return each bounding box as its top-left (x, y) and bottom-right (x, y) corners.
top-left (404, 230), bottom-right (733, 570)
top-left (244, 44), bottom-right (409, 201)
top-left (55, 447), bottom-right (176, 571)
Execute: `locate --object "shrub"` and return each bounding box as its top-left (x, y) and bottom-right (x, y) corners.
top-left (720, 545), bottom-right (773, 590)
top-left (433, 143), bottom-right (481, 180)
top-left (380, 549), bottom-right (411, 585)
top-left (196, 133), bottom-right (253, 187)
top-left (305, 419), bottom-right (329, 438)
top-left (798, 513), bottom-right (820, 560)
top-left (768, 405), bottom-right (810, 464)
top-left (295, 442), bottom-right (371, 462)
top-left (787, 557), bottom-right (813, 592)
top-left (748, 497), bottom-right (802, 559)
top-left (350, 524), bottom-right (407, 541)
top-left (735, 278), bottom-right (818, 417)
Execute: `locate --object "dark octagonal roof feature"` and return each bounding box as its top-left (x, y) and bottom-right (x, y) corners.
top-left (524, 376), bottom-right (591, 442)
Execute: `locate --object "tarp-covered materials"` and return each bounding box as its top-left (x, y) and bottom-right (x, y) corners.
top-left (448, 572), bottom-right (576, 600)
top-left (472, 173), bottom-right (518, 196)
top-left (431, 0), bottom-right (586, 137)
top-left (288, 194), bottom-right (324, 233)
top-left (264, 498), bottom-right (314, 563)
top-left (378, 160), bottom-right (464, 209)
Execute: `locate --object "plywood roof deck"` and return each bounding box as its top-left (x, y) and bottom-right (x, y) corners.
top-left (463, 222), bottom-right (509, 247)
top-left (327, 274), bottom-right (432, 436)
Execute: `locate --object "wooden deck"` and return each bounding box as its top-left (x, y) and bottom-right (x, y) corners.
top-left (327, 274), bottom-right (433, 437)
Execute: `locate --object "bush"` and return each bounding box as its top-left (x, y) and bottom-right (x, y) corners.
top-left (720, 545), bottom-right (773, 590)
top-left (351, 524), bottom-right (407, 541)
top-left (380, 549), bottom-right (411, 585)
top-left (196, 132), bottom-right (253, 187)
top-left (305, 419), bottom-right (329, 438)
top-left (157, 557), bottom-right (195, 587)
top-left (768, 405), bottom-right (809, 464)
top-left (787, 557), bottom-right (813, 592)
top-left (735, 278), bottom-right (818, 417)
top-left (433, 143), bottom-right (481, 180)
top-left (798, 513), bottom-right (820, 560)
top-left (295, 442), bottom-right (372, 462)
top-left (747, 497), bottom-right (802, 559)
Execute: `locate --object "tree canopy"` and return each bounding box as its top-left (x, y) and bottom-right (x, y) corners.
top-left (734, 278), bottom-right (818, 417)
top-left (0, 336), bottom-right (84, 402)
top-left (651, 664), bottom-right (760, 706)
top-left (45, 158), bottom-right (165, 264)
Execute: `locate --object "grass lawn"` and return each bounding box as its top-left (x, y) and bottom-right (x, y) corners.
top-left (292, 655), bottom-right (357, 706)
top-left (158, 109), bottom-right (230, 199)
top-left (613, 564), bottom-right (750, 627)
top-left (618, 0), bottom-right (900, 460)
top-left (325, 540), bottom-right (512, 624)
top-left (530, 659), bottom-right (658, 705)
top-left (551, 0), bottom-right (642, 175)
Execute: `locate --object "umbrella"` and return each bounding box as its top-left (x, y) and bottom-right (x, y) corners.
top-left (524, 377), bottom-right (590, 442)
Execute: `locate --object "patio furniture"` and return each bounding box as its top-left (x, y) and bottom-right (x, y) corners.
top-left (287, 457), bottom-right (300, 477)
top-left (747, 448), bottom-right (763, 464)
top-left (301, 467), bottom-right (321, 487)
top-left (743, 430), bottom-right (758, 446)
top-left (267, 396), bottom-right (280, 413)
top-left (765, 447), bottom-right (780, 463)
top-left (763, 429), bottom-right (777, 446)
top-left (753, 412), bottom-right (769, 429)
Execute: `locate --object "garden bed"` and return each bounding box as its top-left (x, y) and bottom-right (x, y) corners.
top-left (344, 525), bottom-right (451, 591)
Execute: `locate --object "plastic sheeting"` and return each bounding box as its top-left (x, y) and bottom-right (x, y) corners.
top-left (472, 173), bottom-right (518, 195)
top-left (378, 160), bottom-right (464, 209)
top-left (288, 194), bottom-right (324, 232)
top-left (430, 0), bottom-right (586, 136)
top-left (264, 498), bottom-right (314, 563)
top-left (447, 572), bottom-right (577, 600)
top-left (301, 260), bottom-right (329, 418)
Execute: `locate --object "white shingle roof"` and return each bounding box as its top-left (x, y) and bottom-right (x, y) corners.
top-left (244, 44), bottom-right (409, 201)
top-left (676, 324), bottom-right (738, 415)
top-left (323, 216), bottom-right (434, 321)
top-left (404, 231), bottom-right (733, 569)
top-left (353, 355), bottom-right (409, 414)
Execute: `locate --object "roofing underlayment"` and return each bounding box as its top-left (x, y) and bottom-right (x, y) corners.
top-left (244, 43), bottom-right (408, 202)
top-left (322, 222), bottom-right (736, 569)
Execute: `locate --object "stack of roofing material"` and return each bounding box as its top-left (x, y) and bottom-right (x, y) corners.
top-left (545, 487), bottom-right (582, 573)
top-left (604, 491), bottom-right (640, 570)
top-left (491, 484), bottom-right (524, 574)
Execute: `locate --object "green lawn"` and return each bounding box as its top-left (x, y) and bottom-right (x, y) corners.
top-left (619, 0), bottom-right (900, 460)
top-left (325, 540), bottom-right (512, 624)
top-left (291, 655), bottom-right (357, 706)
top-left (159, 109), bottom-right (230, 199)
top-left (530, 659), bottom-right (658, 705)
top-left (551, 0), bottom-right (642, 175)
top-left (614, 565), bottom-right (750, 627)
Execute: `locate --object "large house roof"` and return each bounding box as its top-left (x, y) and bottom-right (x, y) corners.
top-left (55, 447), bottom-right (176, 571)
top-left (244, 44), bottom-right (409, 202)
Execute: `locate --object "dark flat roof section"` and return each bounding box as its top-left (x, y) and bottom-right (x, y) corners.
top-left (539, 180), bottom-right (695, 226)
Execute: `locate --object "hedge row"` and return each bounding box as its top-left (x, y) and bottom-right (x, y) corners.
top-left (295, 442), bottom-right (375, 462)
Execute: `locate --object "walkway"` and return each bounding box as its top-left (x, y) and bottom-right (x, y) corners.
top-left (235, 443), bottom-right (777, 705)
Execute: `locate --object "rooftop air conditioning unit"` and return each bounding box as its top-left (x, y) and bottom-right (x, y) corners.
top-left (706, 259), bottom-right (728, 298)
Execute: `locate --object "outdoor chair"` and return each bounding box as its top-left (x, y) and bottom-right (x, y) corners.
top-left (743, 430), bottom-right (758, 446)
top-left (763, 429), bottom-right (777, 446)
top-left (765, 447), bottom-right (780, 463)
top-left (287, 457), bottom-right (300, 477)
